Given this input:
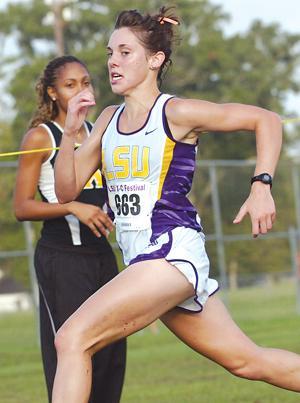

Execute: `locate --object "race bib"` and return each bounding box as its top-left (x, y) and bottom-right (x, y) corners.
top-left (107, 182), bottom-right (152, 230)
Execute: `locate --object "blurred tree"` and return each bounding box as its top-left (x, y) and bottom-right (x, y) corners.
top-left (1, 0), bottom-right (299, 150)
top-left (0, 121), bottom-right (30, 286)
top-left (1, 0), bottom-right (300, 287)
top-left (164, 14), bottom-right (300, 159)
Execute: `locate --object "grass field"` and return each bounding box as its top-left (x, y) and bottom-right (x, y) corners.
top-left (1, 281), bottom-right (300, 403)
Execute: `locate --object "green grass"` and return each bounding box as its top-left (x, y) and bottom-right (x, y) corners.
top-left (1, 281), bottom-right (300, 402)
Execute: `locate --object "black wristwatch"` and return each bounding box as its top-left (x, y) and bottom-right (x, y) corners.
top-left (251, 173), bottom-right (272, 188)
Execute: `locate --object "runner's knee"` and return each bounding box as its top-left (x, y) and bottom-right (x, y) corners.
top-left (54, 323), bottom-right (88, 356)
top-left (224, 347), bottom-right (263, 380)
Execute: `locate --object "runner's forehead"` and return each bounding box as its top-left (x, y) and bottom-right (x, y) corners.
top-left (55, 62), bottom-right (89, 81)
top-left (107, 27), bottom-right (141, 50)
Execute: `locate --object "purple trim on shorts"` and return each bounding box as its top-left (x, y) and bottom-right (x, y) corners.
top-left (176, 286), bottom-right (220, 314)
top-left (168, 258), bottom-right (203, 312)
top-left (129, 231), bottom-right (173, 265)
top-left (209, 286), bottom-right (219, 298)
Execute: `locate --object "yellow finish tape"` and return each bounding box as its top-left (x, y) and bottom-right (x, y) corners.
top-left (1, 117), bottom-right (300, 159)
top-left (282, 117), bottom-right (300, 124)
top-left (0, 147), bottom-right (59, 157)
top-left (0, 144), bottom-right (81, 158)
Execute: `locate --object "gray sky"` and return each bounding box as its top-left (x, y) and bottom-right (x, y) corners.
top-left (212, 0), bottom-right (300, 115)
top-left (212, 0), bottom-right (300, 35)
top-left (1, 0), bottom-right (300, 34)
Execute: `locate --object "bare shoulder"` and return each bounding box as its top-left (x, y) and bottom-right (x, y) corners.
top-left (166, 97), bottom-right (188, 113)
top-left (100, 105), bottom-right (120, 121)
top-left (164, 97), bottom-right (208, 139)
top-left (21, 125), bottom-right (52, 150)
top-left (165, 96), bottom-right (226, 135)
top-left (16, 125), bottom-right (53, 167)
top-left (166, 96), bottom-right (281, 134)
top-left (166, 97), bottom-right (214, 123)
top-left (92, 105), bottom-right (120, 136)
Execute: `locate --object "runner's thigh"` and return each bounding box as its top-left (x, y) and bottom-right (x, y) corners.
top-left (161, 295), bottom-right (259, 367)
top-left (59, 259), bottom-right (195, 351)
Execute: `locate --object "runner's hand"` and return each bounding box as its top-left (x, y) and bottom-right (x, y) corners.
top-left (233, 182), bottom-right (275, 238)
top-left (68, 201), bottom-right (114, 238)
top-left (64, 89), bottom-right (96, 136)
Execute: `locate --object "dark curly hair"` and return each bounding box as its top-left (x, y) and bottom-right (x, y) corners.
top-left (114, 6), bottom-right (180, 86)
top-left (30, 55), bottom-right (88, 128)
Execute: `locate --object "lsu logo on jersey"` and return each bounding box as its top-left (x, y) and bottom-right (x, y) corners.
top-left (84, 169), bottom-right (103, 189)
top-left (102, 145), bottom-right (150, 181)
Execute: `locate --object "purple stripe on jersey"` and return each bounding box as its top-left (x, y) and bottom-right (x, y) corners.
top-left (151, 140), bottom-right (201, 239)
top-left (171, 165), bottom-right (195, 171)
top-left (154, 210), bottom-right (198, 227)
top-left (156, 198), bottom-right (196, 211)
top-left (150, 97), bottom-right (202, 239)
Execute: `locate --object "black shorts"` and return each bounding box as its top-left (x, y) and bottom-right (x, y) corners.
top-left (34, 240), bottom-right (126, 403)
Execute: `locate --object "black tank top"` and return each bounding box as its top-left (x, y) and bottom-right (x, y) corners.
top-left (37, 120), bottom-right (112, 253)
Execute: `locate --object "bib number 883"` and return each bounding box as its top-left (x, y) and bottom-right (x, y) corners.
top-left (115, 194), bottom-right (141, 216)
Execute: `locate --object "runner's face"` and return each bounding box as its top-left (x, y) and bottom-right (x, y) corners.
top-left (49, 62), bottom-right (93, 114)
top-left (107, 27), bottom-right (151, 95)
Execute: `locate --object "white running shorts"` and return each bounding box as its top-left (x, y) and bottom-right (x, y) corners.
top-left (117, 226), bottom-right (219, 312)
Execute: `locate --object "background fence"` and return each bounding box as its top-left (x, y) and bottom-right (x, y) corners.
top-left (1, 158), bottom-right (300, 313)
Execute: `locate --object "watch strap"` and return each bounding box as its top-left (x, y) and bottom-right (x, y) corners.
top-left (251, 173), bottom-right (272, 188)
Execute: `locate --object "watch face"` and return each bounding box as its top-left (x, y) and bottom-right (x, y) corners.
top-left (262, 174), bottom-right (272, 183)
top-left (251, 173), bottom-right (272, 187)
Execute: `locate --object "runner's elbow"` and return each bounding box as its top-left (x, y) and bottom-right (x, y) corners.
top-left (14, 210), bottom-right (26, 221)
top-left (55, 188), bottom-right (76, 204)
top-left (56, 193), bottom-right (74, 204)
top-left (14, 203), bottom-right (28, 221)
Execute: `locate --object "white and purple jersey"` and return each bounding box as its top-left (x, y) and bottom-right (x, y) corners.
top-left (102, 94), bottom-right (218, 311)
top-left (102, 93), bottom-right (202, 262)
